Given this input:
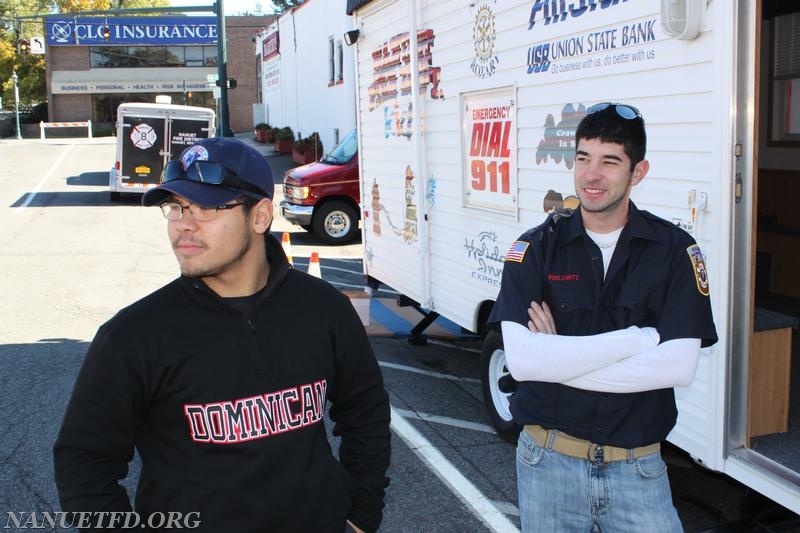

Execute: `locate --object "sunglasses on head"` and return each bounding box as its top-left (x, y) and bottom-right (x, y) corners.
top-left (161, 160), bottom-right (269, 197)
top-left (586, 102), bottom-right (641, 120)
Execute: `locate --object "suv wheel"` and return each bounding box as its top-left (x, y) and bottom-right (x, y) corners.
top-left (313, 201), bottom-right (359, 244)
top-left (481, 329), bottom-right (521, 442)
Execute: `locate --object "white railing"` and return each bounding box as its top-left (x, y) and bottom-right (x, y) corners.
top-left (40, 120), bottom-right (93, 139)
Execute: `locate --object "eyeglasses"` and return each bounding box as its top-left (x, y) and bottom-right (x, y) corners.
top-left (586, 102), bottom-right (641, 120)
top-left (162, 160), bottom-right (269, 197)
top-left (160, 200), bottom-right (245, 222)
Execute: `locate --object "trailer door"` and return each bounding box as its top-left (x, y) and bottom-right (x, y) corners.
top-left (167, 117), bottom-right (214, 161)
top-left (121, 115), bottom-right (168, 186)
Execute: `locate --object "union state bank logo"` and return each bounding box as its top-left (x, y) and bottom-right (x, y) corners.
top-left (470, 1), bottom-right (500, 79)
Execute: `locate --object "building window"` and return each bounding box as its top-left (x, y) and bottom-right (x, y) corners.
top-left (89, 46), bottom-right (218, 68)
top-left (329, 36), bottom-right (335, 84)
top-left (185, 46), bottom-right (204, 67)
top-left (337, 40), bottom-right (343, 82)
top-left (91, 92), bottom-right (215, 123)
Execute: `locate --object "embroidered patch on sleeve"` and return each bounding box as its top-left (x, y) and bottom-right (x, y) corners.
top-left (505, 240), bottom-right (530, 263)
top-left (686, 244), bottom-right (710, 296)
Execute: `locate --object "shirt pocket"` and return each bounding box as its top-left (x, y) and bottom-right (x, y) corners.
top-left (549, 285), bottom-right (594, 334)
top-left (613, 281), bottom-right (661, 327)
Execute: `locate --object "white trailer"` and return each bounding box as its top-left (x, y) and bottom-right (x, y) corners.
top-left (109, 101), bottom-right (215, 201)
top-left (349, 0), bottom-right (800, 515)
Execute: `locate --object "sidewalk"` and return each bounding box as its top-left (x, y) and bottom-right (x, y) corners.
top-left (233, 132), bottom-right (298, 183)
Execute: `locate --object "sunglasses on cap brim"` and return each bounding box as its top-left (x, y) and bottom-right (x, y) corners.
top-left (161, 160), bottom-right (269, 197)
top-left (586, 102), bottom-right (641, 120)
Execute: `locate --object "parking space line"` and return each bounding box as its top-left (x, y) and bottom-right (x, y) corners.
top-left (379, 361), bottom-right (481, 384)
top-left (393, 408), bottom-right (496, 434)
top-left (15, 144), bottom-right (73, 214)
top-left (390, 406), bottom-right (520, 533)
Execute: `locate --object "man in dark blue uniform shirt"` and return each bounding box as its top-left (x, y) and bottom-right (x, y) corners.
top-left (489, 103), bottom-right (717, 532)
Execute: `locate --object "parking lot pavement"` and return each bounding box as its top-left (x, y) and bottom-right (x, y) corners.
top-left (373, 335), bottom-right (800, 533)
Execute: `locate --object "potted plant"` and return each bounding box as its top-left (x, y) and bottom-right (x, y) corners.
top-left (254, 123), bottom-right (270, 143)
top-left (292, 132), bottom-right (324, 164)
top-left (265, 126), bottom-right (279, 144)
top-left (275, 127), bottom-right (295, 154)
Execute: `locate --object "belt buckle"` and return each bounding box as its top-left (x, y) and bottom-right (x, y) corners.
top-left (587, 443), bottom-right (605, 464)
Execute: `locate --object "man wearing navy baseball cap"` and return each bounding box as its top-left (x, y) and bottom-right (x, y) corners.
top-left (55, 137), bottom-right (391, 533)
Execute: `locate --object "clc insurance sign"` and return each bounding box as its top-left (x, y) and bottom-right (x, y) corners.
top-left (45, 16), bottom-right (217, 46)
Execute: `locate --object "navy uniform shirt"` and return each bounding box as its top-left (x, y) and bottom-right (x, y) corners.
top-left (489, 202), bottom-right (718, 448)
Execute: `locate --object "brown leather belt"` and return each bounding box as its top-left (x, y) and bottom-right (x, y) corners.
top-left (524, 425), bottom-right (660, 464)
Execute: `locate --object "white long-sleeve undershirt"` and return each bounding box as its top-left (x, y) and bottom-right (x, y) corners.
top-left (562, 338), bottom-right (701, 393)
top-left (500, 321), bottom-right (700, 393)
top-left (501, 321), bottom-right (660, 382)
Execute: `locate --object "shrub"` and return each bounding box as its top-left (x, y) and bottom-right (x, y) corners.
top-left (295, 132), bottom-right (323, 154)
top-left (275, 126), bottom-right (294, 141)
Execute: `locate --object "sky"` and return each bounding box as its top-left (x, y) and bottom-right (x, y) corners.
top-left (168, 0), bottom-right (279, 16)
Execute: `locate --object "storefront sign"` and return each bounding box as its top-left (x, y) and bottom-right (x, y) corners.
top-left (46, 16), bottom-right (217, 46)
top-left (262, 31), bottom-right (280, 61)
top-left (461, 86), bottom-right (517, 214)
top-left (52, 79), bottom-right (210, 94)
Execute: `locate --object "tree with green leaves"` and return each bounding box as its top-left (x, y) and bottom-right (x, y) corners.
top-left (56, 0), bottom-right (170, 11)
top-left (1, 0), bottom-right (49, 108)
top-left (271, 0), bottom-right (306, 14)
top-left (1, 0), bottom-right (173, 111)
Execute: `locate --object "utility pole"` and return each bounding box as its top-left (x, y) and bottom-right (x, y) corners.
top-left (215, 0), bottom-right (233, 137)
top-left (12, 71), bottom-right (22, 140)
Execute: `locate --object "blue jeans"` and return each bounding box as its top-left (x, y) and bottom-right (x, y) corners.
top-left (516, 429), bottom-right (683, 533)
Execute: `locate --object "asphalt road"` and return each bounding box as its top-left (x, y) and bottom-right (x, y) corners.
top-left (1, 136), bottom-right (798, 532)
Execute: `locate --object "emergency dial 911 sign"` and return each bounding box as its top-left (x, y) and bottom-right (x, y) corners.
top-left (462, 87), bottom-right (517, 213)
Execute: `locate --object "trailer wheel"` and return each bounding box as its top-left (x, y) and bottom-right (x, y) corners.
top-left (313, 200), bottom-right (359, 244)
top-left (109, 191), bottom-right (121, 202)
top-left (481, 329), bottom-right (521, 442)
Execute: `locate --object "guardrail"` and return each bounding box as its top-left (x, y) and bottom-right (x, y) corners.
top-left (40, 120), bottom-right (92, 139)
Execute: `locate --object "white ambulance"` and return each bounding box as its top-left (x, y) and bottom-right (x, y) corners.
top-left (348, 0), bottom-right (800, 514)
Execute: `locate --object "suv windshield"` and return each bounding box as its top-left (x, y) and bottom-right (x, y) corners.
top-left (321, 129), bottom-right (358, 164)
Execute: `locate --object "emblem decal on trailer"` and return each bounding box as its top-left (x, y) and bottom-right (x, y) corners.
top-left (470, 1), bottom-right (499, 79)
top-left (686, 244), bottom-right (710, 296)
top-left (130, 123), bottom-right (157, 150)
top-left (536, 103), bottom-right (586, 169)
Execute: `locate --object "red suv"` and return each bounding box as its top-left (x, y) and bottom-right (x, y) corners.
top-left (280, 129), bottom-right (360, 244)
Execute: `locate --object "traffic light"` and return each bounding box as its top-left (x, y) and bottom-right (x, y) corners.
top-left (215, 78), bottom-right (237, 89)
top-left (17, 39), bottom-right (30, 55)
top-left (102, 26), bottom-right (110, 41)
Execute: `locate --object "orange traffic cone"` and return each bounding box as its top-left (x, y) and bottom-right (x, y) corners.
top-left (308, 252), bottom-right (322, 278)
top-left (281, 232), bottom-right (293, 265)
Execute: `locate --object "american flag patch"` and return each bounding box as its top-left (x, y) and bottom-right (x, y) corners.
top-left (505, 240), bottom-right (530, 263)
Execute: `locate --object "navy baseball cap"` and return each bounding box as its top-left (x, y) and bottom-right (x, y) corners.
top-left (142, 137), bottom-right (273, 207)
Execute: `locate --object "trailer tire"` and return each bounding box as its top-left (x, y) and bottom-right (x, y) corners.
top-left (481, 329), bottom-right (521, 442)
top-left (109, 191), bottom-right (121, 202)
top-left (313, 200), bottom-right (359, 244)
